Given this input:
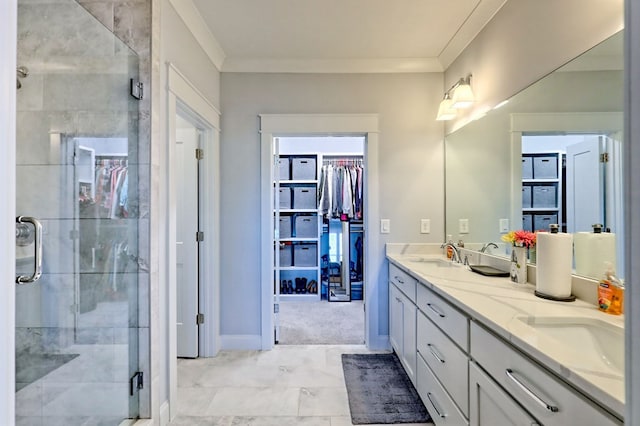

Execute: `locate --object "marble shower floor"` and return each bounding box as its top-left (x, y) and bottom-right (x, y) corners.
top-left (171, 345), bottom-right (434, 426)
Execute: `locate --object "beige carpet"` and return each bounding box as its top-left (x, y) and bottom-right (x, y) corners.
top-left (278, 300), bottom-right (365, 345)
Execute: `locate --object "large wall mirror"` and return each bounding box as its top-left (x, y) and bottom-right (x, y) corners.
top-left (445, 30), bottom-right (623, 280)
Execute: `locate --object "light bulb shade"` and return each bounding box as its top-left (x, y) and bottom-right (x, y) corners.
top-left (451, 83), bottom-right (475, 109)
top-left (436, 98), bottom-right (457, 121)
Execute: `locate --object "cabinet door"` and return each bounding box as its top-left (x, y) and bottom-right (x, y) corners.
top-left (389, 284), bottom-right (403, 355)
top-left (469, 362), bottom-right (540, 426)
top-left (402, 295), bottom-right (416, 384)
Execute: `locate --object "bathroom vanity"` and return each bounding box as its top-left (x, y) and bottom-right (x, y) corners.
top-left (387, 245), bottom-right (624, 425)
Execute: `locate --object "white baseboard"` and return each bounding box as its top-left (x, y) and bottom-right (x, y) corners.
top-left (159, 400), bottom-right (170, 426)
top-left (367, 334), bottom-right (391, 351)
top-left (220, 334), bottom-right (262, 350)
top-left (126, 420), bottom-right (153, 426)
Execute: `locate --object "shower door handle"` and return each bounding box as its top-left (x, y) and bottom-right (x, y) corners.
top-left (16, 216), bottom-right (43, 284)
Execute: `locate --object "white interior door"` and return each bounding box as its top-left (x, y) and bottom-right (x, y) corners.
top-left (566, 136), bottom-right (604, 233)
top-left (176, 124), bottom-right (200, 358)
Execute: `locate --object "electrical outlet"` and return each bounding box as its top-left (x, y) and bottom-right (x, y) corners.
top-left (499, 218), bottom-right (510, 233)
top-left (420, 219), bottom-right (430, 234)
top-left (459, 218), bottom-right (469, 234)
top-left (380, 219), bottom-right (390, 234)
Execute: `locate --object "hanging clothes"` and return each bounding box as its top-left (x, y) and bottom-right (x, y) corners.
top-left (94, 158), bottom-right (129, 219)
top-left (318, 159), bottom-right (364, 219)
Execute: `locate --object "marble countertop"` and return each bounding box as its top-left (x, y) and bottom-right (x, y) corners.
top-left (386, 246), bottom-right (624, 419)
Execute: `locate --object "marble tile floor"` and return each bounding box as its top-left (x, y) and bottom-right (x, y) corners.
top-left (172, 345), bottom-right (434, 426)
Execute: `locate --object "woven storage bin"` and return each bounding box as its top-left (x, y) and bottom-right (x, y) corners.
top-left (292, 158), bottom-right (316, 180)
top-left (294, 215), bottom-right (318, 238)
top-left (294, 243), bottom-right (317, 267)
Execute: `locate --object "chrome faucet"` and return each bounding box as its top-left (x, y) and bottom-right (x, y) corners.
top-left (480, 242), bottom-right (499, 253)
top-left (440, 242), bottom-right (462, 263)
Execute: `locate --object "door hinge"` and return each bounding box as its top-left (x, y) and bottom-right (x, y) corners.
top-left (196, 313), bottom-right (204, 325)
top-left (600, 152), bottom-right (609, 163)
top-left (130, 371), bottom-right (144, 395)
top-left (196, 231), bottom-right (204, 242)
top-left (274, 303), bottom-right (279, 314)
top-left (130, 79), bottom-right (143, 100)
top-left (196, 148), bottom-right (204, 160)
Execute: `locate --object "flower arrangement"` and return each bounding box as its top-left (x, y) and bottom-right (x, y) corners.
top-left (501, 230), bottom-right (537, 248)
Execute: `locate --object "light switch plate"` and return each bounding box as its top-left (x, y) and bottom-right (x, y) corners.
top-left (420, 219), bottom-right (430, 234)
top-left (380, 219), bottom-right (390, 234)
top-left (499, 218), bottom-right (510, 233)
top-left (459, 218), bottom-right (469, 234)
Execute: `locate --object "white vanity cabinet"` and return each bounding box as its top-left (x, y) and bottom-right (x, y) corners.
top-left (469, 361), bottom-right (539, 425)
top-left (389, 263), bottom-right (417, 384)
top-left (470, 322), bottom-right (622, 426)
top-left (416, 283), bottom-right (470, 425)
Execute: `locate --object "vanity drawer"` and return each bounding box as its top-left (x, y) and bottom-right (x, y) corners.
top-left (470, 322), bottom-right (622, 426)
top-left (389, 262), bottom-right (417, 302)
top-left (417, 312), bottom-right (469, 417)
top-left (417, 284), bottom-right (468, 352)
top-left (417, 353), bottom-right (468, 426)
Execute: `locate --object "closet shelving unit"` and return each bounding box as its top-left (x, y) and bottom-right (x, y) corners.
top-left (275, 154), bottom-right (321, 301)
top-left (521, 151), bottom-right (564, 232)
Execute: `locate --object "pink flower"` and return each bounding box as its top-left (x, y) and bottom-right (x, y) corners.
top-left (501, 230), bottom-right (537, 248)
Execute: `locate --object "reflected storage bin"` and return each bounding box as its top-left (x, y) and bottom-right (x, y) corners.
top-left (532, 185), bottom-right (556, 208)
top-left (279, 244), bottom-right (293, 267)
top-left (292, 158), bottom-right (316, 180)
top-left (294, 243), bottom-right (317, 267)
top-left (522, 186), bottom-right (532, 208)
top-left (522, 157), bottom-right (533, 179)
top-left (279, 216), bottom-right (292, 239)
top-left (278, 157), bottom-right (290, 181)
top-left (522, 214), bottom-right (533, 231)
top-left (351, 281), bottom-right (363, 300)
top-left (278, 187), bottom-right (291, 209)
top-left (293, 187), bottom-right (317, 209)
top-left (534, 214), bottom-right (558, 231)
top-left (533, 156), bottom-right (557, 179)
top-left (294, 215), bottom-right (318, 238)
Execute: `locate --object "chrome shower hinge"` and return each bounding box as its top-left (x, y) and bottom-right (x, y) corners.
top-left (130, 79), bottom-right (143, 100)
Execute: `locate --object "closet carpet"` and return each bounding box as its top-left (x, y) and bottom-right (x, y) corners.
top-left (278, 300), bottom-right (365, 345)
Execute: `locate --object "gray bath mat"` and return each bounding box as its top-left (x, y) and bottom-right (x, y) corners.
top-left (341, 353), bottom-right (431, 424)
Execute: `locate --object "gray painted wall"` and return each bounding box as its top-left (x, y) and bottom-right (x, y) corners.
top-left (444, 0), bottom-right (624, 133)
top-left (219, 72), bottom-right (445, 341)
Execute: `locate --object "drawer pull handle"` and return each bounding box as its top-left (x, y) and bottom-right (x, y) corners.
top-left (505, 368), bottom-right (559, 413)
top-left (426, 303), bottom-right (446, 318)
top-left (426, 392), bottom-right (447, 419)
top-left (427, 343), bottom-right (445, 364)
top-left (394, 275), bottom-right (405, 284)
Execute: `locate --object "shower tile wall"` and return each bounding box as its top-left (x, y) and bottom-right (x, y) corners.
top-left (16, 0), bottom-right (151, 424)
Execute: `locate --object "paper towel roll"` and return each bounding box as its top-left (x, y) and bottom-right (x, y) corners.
top-left (574, 232), bottom-right (616, 279)
top-left (536, 232), bottom-right (573, 298)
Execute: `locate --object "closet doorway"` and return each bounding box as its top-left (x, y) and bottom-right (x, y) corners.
top-left (275, 136), bottom-right (366, 345)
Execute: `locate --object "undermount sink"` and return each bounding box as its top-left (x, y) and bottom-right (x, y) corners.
top-left (408, 258), bottom-right (461, 267)
top-left (516, 316), bottom-right (624, 375)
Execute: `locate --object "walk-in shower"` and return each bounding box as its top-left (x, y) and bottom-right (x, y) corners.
top-left (15, 0), bottom-right (148, 424)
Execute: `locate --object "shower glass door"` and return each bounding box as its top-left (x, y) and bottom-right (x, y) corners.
top-left (16, 0), bottom-right (144, 424)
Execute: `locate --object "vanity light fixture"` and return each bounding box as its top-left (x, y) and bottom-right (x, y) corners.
top-left (436, 93), bottom-right (457, 121)
top-left (450, 74), bottom-right (475, 109)
top-left (435, 73), bottom-right (475, 121)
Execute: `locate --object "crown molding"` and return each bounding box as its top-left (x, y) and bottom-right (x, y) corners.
top-left (222, 57), bottom-right (443, 73)
top-left (438, 0), bottom-right (509, 70)
top-left (169, 0), bottom-right (226, 71)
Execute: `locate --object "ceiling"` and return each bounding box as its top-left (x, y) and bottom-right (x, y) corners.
top-left (186, 0), bottom-right (508, 73)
